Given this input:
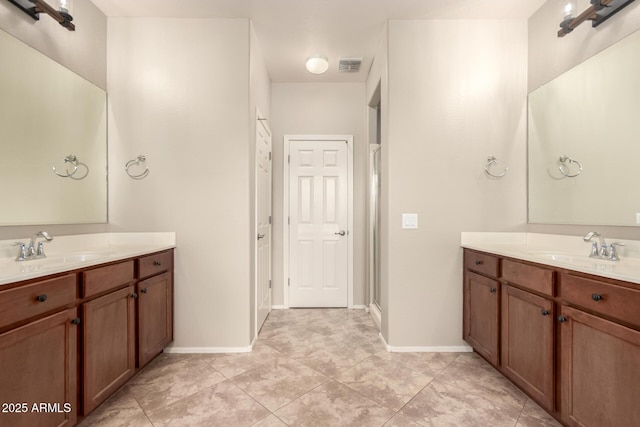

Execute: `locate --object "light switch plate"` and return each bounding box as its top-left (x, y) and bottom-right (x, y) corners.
top-left (402, 213), bottom-right (418, 229)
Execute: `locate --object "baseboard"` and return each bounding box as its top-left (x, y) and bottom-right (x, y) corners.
top-left (378, 332), bottom-right (391, 352)
top-left (351, 305), bottom-right (367, 310)
top-left (271, 305), bottom-right (287, 309)
top-left (387, 345), bottom-right (473, 353)
top-left (164, 346), bottom-right (252, 354)
top-left (369, 304), bottom-right (381, 330)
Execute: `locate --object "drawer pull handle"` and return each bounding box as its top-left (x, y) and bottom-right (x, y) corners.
top-left (475, 260), bottom-right (483, 265)
top-left (541, 309), bottom-right (550, 316)
top-left (153, 261), bottom-right (162, 266)
top-left (558, 315), bottom-right (568, 323)
top-left (132, 293), bottom-right (138, 300)
top-left (71, 318), bottom-right (81, 325)
top-left (489, 287), bottom-right (497, 293)
top-left (141, 288), bottom-right (148, 294)
top-left (591, 294), bottom-right (603, 302)
top-left (35, 294), bottom-right (47, 302)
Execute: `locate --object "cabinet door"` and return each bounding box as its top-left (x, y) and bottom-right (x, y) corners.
top-left (464, 271), bottom-right (500, 366)
top-left (0, 308), bottom-right (78, 427)
top-left (502, 285), bottom-right (554, 410)
top-left (137, 271), bottom-right (173, 368)
top-left (82, 286), bottom-right (135, 415)
top-left (560, 306), bottom-right (640, 427)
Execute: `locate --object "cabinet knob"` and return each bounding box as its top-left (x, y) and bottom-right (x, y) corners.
top-left (132, 293), bottom-right (138, 300)
top-left (558, 315), bottom-right (568, 323)
top-left (141, 288), bottom-right (148, 294)
top-left (153, 261), bottom-right (162, 266)
top-left (541, 309), bottom-right (550, 316)
top-left (35, 294), bottom-right (47, 302)
top-left (475, 260), bottom-right (483, 265)
top-left (71, 318), bottom-right (81, 325)
top-left (489, 287), bottom-right (497, 293)
top-left (591, 294), bottom-right (603, 302)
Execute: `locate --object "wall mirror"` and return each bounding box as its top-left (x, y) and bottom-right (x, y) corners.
top-left (528, 29), bottom-right (640, 226)
top-left (0, 29), bottom-right (107, 226)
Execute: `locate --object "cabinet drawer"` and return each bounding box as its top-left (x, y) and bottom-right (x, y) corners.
top-left (138, 250), bottom-right (173, 279)
top-left (82, 261), bottom-right (134, 298)
top-left (503, 259), bottom-right (554, 297)
top-left (0, 274), bottom-right (76, 329)
top-left (561, 274), bottom-right (640, 327)
top-left (465, 250), bottom-right (500, 278)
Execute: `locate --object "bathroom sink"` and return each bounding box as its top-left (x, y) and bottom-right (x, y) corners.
top-left (44, 251), bottom-right (115, 264)
top-left (526, 251), bottom-right (591, 264)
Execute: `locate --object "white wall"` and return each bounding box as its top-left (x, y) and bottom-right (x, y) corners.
top-left (385, 20), bottom-right (528, 348)
top-left (270, 83), bottom-right (367, 307)
top-left (0, 0), bottom-right (108, 241)
top-left (107, 18), bottom-right (253, 349)
top-left (527, 0), bottom-right (640, 240)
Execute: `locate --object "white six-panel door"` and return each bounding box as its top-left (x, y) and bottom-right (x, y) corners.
top-left (256, 119), bottom-right (272, 331)
top-left (289, 139), bottom-right (349, 307)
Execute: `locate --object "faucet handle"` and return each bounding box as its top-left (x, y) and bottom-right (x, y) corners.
top-left (599, 243), bottom-right (609, 258)
top-left (609, 243), bottom-right (625, 261)
top-left (588, 241), bottom-right (599, 258)
top-left (36, 241), bottom-right (49, 258)
top-left (11, 242), bottom-right (27, 261)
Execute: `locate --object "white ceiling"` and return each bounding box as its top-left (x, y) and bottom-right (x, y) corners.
top-left (90, 0), bottom-right (547, 82)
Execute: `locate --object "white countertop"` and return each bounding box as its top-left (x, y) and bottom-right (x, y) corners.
top-left (0, 232), bottom-right (176, 286)
top-left (461, 232), bottom-right (640, 285)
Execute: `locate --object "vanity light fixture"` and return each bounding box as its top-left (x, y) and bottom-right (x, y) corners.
top-left (305, 55), bottom-right (329, 75)
top-left (8, 0), bottom-right (75, 31)
top-left (558, 0), bottom-right (635, 37)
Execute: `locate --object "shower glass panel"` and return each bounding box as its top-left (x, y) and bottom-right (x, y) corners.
top-left (372, 145), bottom-right (382, 310)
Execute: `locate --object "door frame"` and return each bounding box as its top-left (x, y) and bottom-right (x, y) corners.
top-left (255, 109), bottom-right (272, 337)
top-left (283, 134), bottom-right (354, 309)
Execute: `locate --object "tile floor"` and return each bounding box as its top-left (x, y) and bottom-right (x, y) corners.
top-left (79, 308), bottom-right (562, 426)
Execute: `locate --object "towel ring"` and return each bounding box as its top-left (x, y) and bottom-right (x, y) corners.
top-left (559, 155), bottom-right (582, 178)
top-left (53, 154), bottom-right (88, 179)
top-left (484, 156), bottom-right (508, 178)
top-left (125, 155), bottom-right (149, 179)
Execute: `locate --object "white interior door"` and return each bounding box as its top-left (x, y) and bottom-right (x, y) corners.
top-left (256, 119), bottom-right (272, 330)
top-left (289, 139), bottom-right (348, 307)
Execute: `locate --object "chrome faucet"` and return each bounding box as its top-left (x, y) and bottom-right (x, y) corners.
top-left (12, 231), bottom-right (53, 261)
top-left (583, 232), bottom-right (623, 261)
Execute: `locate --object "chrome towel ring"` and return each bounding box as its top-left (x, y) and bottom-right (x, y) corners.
top-left (559, 155), bottom-right (582, 178)
top-left (53, 154), bottom-right (89, 180)
top-left (125, 155), bottom-right (149, 179)
top-left (484, 156), bottom-right (508, 178)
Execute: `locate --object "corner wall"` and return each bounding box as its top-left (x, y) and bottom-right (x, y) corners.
top-left (107, 18), bottom-right (252, 349)
top-left (386, 19), bottom-right (528, 348)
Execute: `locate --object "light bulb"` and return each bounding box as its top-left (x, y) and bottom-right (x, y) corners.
top-left (563, 1), bottom-right (577, 20)
top-left (305, 56), bottom-right (329, 75)
top-left (59, 0), bottom-right (69, 14)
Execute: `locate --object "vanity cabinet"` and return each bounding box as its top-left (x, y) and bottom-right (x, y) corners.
top-left (463, 248), bottom-right (640, 426)
top-left (136, 251), bottom-right (173, 368)
top-left (0, 274), bottom-right (79, 427)
top-left (463, 251), bottom-right (500, 366)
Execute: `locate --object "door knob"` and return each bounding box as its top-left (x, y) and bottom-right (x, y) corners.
top-left (257, 233), bottom-right (266, 240)
top-left (334, 230), bottom-right (346, 236)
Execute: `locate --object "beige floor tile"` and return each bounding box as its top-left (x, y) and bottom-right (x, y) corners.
top-left (275, 380), bottom-right (395, 426)
top-left (232, 356), bottom-right (328, 411)
top-left (516, 399), bottom-right (563, 427)
top-left (383, 412), bottom-right (425, 426)
top-left (148, 380), bottom-right (269, 427)
top-left (202, 341), bottom-right (281, 378)
top-left (251, 414), bottom-right (288, 426)
top-left (127, 354), bottom-right (226, 413)
top-left (78, 386), bottom-right (152, 427)
top-left (292, 336), bottom-right (373, 377)
top-left (400, 380), bottom-right (524, 426)
top-left (374, 351), bottom-right (461, 377)
top-left (334, 355), bottom-right (434, 411)
top-left (435, 352), bottom-right (528, 408)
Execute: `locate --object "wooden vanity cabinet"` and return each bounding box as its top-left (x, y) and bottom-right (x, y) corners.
top-left (463, 270), bottom-right (500, 365)
top-left (136, 251), bottom-right (174, 368)
top-left (80, 262), bottom-right (136, 416)
top-left (0, 274), bottom-right (79, 427)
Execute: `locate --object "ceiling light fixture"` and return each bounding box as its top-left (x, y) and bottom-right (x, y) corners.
top-left (558, 0), bottom-right (635, 37)
top-left (8, 0), bottom-right (75, 31)
top-left (305, 55), bottom-right (329, 75)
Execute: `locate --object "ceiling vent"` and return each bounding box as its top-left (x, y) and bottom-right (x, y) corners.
top-left (338, 57), bottom-right (362, 73)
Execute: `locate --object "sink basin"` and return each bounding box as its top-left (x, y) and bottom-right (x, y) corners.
top-left (44, 251), bottom-right (115, 264)
top-left (526, 251), bottom-right (592, 264)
